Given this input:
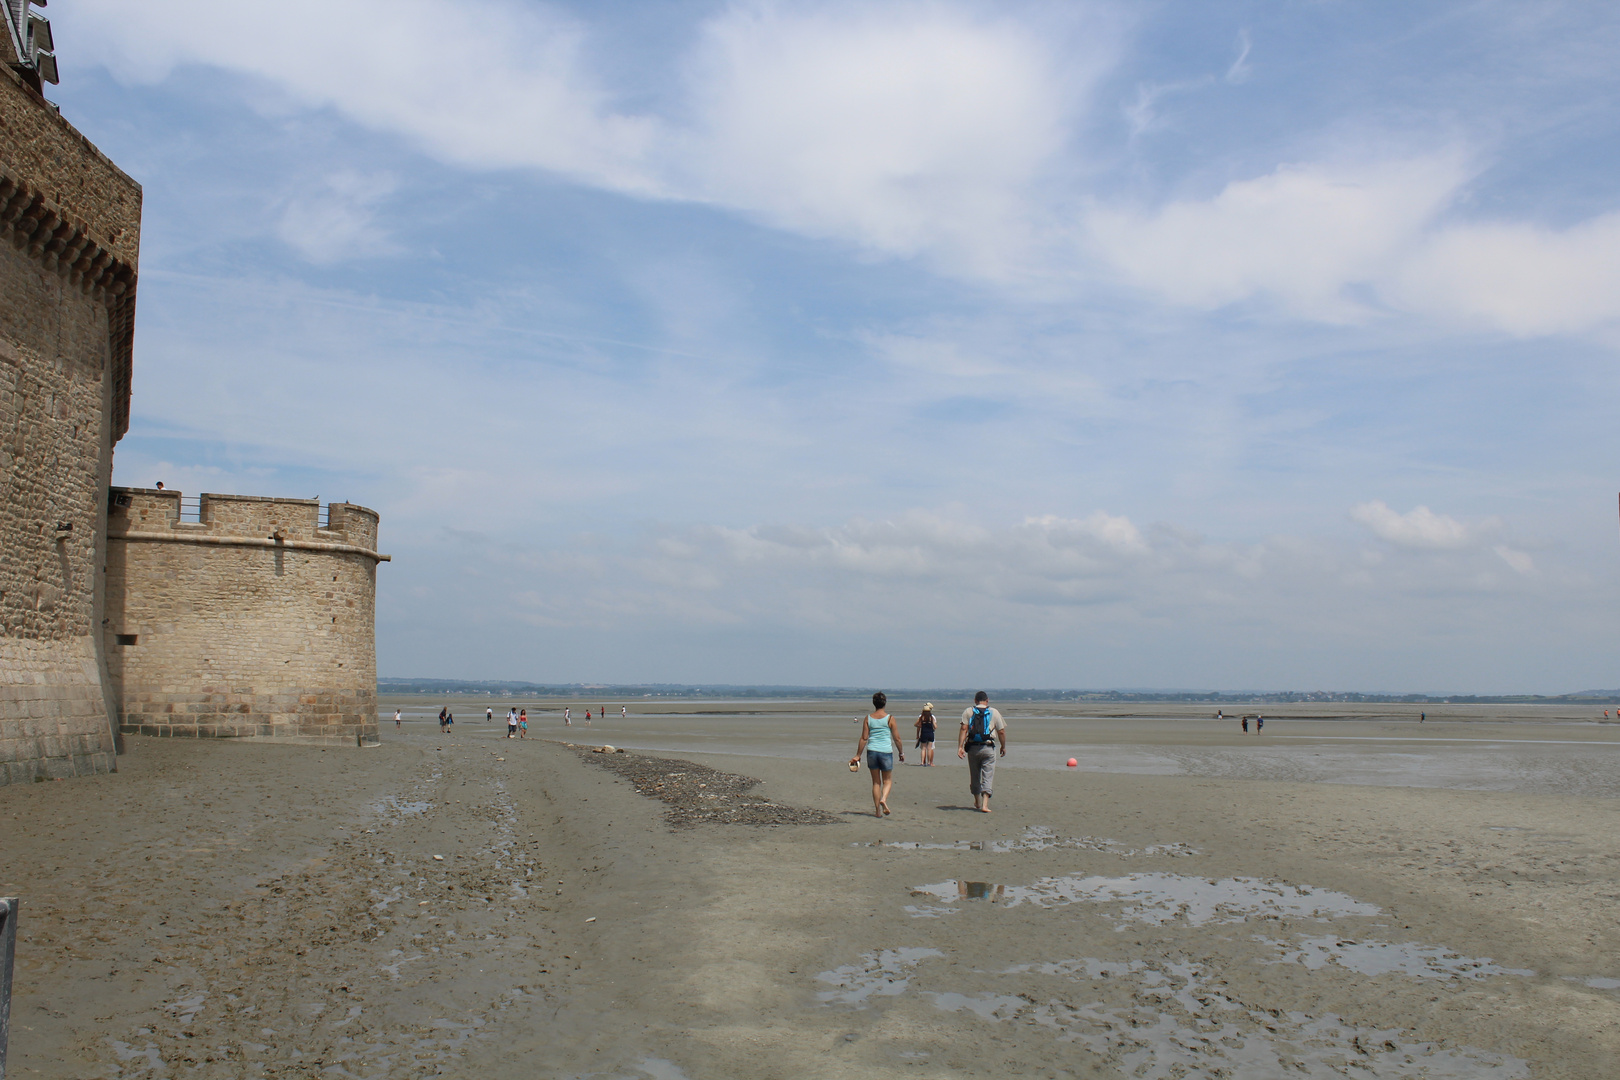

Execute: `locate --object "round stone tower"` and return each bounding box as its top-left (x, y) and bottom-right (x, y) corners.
top-left (104, 489), bottom-right (389, 745)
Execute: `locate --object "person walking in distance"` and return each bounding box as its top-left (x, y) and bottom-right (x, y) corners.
top-left (507, 710), bottom-right (518, 738)
top-left (564, 706), bottom-right (571, 726)
top-left (394, 708), bottom-right (401, 729)
top-left (487, 706), bottom-right (494, 723)
top-left (438, 706), bottom-right (448, 733)
top-left (915, 703), bottom-right (938, 766)
top-left (958, 692), bottom-right (1008, 813)
top-left (519, 709), bottom-right (528, 738)
top-left (849, 691), bottom-right (903, 817)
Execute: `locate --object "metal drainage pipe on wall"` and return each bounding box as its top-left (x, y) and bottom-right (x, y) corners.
top-left (0, 896), bottom-right (16, 1080)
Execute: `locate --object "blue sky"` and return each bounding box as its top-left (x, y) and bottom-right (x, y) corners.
top-left (48, 0), bottom-right (1620, 691)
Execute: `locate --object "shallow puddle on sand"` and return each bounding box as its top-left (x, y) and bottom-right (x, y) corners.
top-left (929, 991), bottom-right (1025, 1020)
top-left (1262, 936), bottom-right (1535, 979)
top-left (872, 826), bottom-right (1199, 857)
top-left (371, 795), bottom-right (434, 817)
top-left (815, 947), bottom-right (943, 1005)
top-left (909, 872), bottom-right (1380, 926)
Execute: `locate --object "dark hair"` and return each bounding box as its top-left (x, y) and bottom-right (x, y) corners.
top-left (974, 691), bottom-right (989, 704)
top-left (872, 691), bottom-right (887, 709)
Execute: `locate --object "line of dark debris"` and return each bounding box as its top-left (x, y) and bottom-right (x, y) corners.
top-left (572, 746), bottom-right (840, 828)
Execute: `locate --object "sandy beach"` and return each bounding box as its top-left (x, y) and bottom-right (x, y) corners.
top-left (4, 698), bottom-right (1618, 1078)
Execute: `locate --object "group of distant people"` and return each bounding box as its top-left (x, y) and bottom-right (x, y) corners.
top-left (1215, 709), bottom-right (1264, 733)
top-left (491, 707), bottom-right (528, 738)
top-left (387, 703), bottom-right (632, 734)
top-left (849, 691), bottom-right (1008, 818)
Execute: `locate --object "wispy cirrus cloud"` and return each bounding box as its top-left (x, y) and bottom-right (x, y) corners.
top-left (275, 170), bottom-right (400, 263)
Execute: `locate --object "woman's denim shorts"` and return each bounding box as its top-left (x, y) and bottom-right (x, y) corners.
top-left (866, 750), bottom-right (895, 772)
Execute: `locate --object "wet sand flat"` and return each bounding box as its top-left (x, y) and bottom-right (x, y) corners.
top-left (3, 700), bottom-right (1618, 1078)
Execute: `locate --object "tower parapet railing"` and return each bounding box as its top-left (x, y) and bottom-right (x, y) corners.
top-left (107, 488), bottom-right (388, 563)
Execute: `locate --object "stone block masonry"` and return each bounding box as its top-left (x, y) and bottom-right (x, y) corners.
top-left (0, 57), bottom-right (140, 785)
top-left (1, 36), bottom-right (393, 779)
top-left (105, 490), bottom-right (390, 746)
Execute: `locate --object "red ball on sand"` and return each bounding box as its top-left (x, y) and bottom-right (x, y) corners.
top-left (1066, 757), bottom-right (1078, 768)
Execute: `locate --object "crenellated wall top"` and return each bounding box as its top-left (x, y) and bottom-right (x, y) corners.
top-left (108, 488), bottom-right (388, 562)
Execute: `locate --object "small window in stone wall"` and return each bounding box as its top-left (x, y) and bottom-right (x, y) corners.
top-left (116, 633), bottom-right (138, 646)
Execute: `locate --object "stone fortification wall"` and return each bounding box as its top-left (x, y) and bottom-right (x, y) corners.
top-left (105, 490), bottom-right (389, 746)
top-left (0, 64), bottom-right (140, 784)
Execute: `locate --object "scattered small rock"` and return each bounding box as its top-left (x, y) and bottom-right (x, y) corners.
top-left (575, 748), bottom-right (840, 828)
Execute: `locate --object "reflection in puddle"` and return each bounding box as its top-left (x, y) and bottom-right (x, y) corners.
top-left (1568, 975), bottom-right (1620, 990)
top-left (873, 826), bottom-right (1198, 857)
top-left (633, 1058), bottom-right (694, 1080)
top-left (1264, 936), bottom-right (1535, 980)
top-left (930, 992), bottom-right (1024, 1021)
top-left (928, 957), bottom-right (1529, 1078)
top-left (960, 881), bottom-right (1003, 901)
top-left (909, 873), bottom-right (1380, 926)
top-left (815, 947), bottom-right (942, 1005)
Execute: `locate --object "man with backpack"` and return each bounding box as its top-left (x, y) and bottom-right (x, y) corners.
top-left (957, 691), bottom-right (1009, 813)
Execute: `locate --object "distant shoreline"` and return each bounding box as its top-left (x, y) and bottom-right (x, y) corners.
top-left (378, 679), bottom-right (1620, 705)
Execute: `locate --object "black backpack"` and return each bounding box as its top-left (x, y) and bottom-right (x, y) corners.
top-left (965, 706), bottom-right (994, 746)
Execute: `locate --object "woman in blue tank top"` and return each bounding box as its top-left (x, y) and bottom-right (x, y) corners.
top-left (850, 691), bottom-right (903, 817)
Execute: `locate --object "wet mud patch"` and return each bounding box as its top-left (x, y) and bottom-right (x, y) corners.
top-left (32, 749), bottom-right (553, 1079)
top-left (815, 947), bottom-right (1530, 1078)
top-left (908, 872), bottom-right (1379, 925)
top-left (1261, 936), bottom-right (1536, 980)
top-left (815, 947), bottom-right (943, 1005)
top-left (572, 748), bottom-right (840, 828)
top-left (946, 957), bottom-right (1531, 1078)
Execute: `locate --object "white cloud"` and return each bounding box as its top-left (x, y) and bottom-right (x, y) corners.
top-left (1493, 545), bottom-right (1536, 575)
top-left (60, 0), bottom-right (662, 191)
top-left (1081, 153), bottom-right (1620, 338)
top-left (276, 171), bottom-right (399, 263)
top-left (1350, 501), bottom-right (1499, 550)
top-left (1084, 154), bottom-right (1472, 321)
top-left (60, 0), bottom-right (1114, 278)
top-left (58, 1), bottom-right (1620, 341)
top-left (1391, 211), bottom-right (1620, 336)
top-left (393, 504), bottom-right (1589, 694)
top-left (388, 498), bottom-right (1597, 688)
top-left (505, 506), bottom-right (1553, 631)
top-left (676, 2), bottom-right (1105, 272)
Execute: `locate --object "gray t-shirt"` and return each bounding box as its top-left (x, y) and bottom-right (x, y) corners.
top-left (960, 706), bottom-right (1006, 744)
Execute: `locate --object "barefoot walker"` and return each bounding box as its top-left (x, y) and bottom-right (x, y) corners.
top-left (915, 703), bottom-right (938, 766)
top-left (851, 691), bottom-right (904, 817)
top-left (958, 691), bottom-right (1008, 813)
